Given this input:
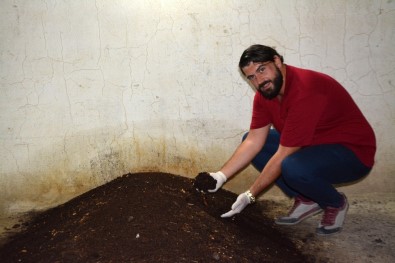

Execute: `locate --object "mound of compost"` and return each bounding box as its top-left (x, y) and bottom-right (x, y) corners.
top-left (0, 172), bottom-right (313, 262)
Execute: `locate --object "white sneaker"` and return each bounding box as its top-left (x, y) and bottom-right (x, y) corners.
top-left (316, 193), bottom-right (349, 235)
top-left (275, 196), bottom-right (323, 225)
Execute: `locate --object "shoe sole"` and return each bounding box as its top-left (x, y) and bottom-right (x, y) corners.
top-left (275, 208), bottom-right (323, 226)
top-left (316, 227), bottom-right (342, 236)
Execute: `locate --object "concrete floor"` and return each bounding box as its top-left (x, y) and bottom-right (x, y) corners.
top-left (1, 193), bottom-right (394, 262)
top-left (266, 193), bottom-right (395, 263)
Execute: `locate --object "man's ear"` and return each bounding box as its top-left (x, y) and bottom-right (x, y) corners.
top-left (273, 55), bottom-right (282, 68)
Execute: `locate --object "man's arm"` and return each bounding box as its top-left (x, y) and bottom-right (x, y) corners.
top-left (249, 144), bottom-right (301, 196)
top-left (220, 143), bottom-right (301, 218)
top-left (220, 125), bottom-right (270, 179)
top-left (194, 125), bottom-right (270, 193)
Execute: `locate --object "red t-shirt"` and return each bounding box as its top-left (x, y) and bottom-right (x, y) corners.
top-left (250, 65), bottom-right (376, 167)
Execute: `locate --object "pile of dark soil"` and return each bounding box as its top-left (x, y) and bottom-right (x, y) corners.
top-left (0, 172), bottom-right (313, 262)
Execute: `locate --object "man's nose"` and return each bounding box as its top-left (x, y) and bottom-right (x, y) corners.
top-left (253, 74), bottom-right (266, 87)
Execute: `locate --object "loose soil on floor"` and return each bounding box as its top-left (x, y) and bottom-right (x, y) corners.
top-left (0, 172), bottom-right (315, 263)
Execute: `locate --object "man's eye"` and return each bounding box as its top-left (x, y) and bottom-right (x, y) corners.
top-left (258, 66), bottom-right (265, 73)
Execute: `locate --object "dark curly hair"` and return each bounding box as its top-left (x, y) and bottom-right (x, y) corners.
top-left (239, 44), bottom-right (284, 73)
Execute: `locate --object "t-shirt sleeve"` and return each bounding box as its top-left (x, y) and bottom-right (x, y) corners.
top-left (250, 92), bottom-right (272, 129)
top-left (280, 93), bottom-right (327, 147)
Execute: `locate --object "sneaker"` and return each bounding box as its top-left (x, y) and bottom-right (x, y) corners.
top-left (316, 193), bottom-right (349, 236)
top-left (275, 195), bottom-right (323, 225)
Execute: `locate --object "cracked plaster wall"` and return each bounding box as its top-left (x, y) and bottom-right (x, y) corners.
top-left (0, 0), bottom-right (394, 216)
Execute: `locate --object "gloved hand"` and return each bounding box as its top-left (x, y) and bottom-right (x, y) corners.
top-left (221, 190), bottom-right (255, 218)
top-left (194, 171), bottom-right (227, 193)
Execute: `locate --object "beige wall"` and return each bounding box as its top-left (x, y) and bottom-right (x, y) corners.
top-left (1, 0), bottom-right (394, 216)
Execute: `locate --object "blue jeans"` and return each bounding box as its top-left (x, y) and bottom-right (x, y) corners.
top-left (243, 129), bottom-right (371, 208)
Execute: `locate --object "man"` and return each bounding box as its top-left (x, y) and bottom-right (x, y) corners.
top-left (194, 44), bottom-right (376, 235)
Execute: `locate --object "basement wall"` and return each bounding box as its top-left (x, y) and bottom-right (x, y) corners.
top-left (1, 0), bottom-right (394, 216)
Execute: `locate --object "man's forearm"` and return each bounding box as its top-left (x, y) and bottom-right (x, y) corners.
top-left (220, 126), bottom-right (270, 179)
top-left (249, 145), bottom-right (301, 197)
top-left (249, 155), bottom-right (282, 196)
top-left (220, 140), bottom-right (262, 178)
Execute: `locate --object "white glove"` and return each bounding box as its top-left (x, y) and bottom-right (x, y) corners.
top-left (221, 190), bottom-right (255, 218)
top-left (208, 171), bottom-right (227, 193)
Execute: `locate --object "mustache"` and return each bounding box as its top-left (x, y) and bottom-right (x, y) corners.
top-left (258, 81), bottom-right (271, 90)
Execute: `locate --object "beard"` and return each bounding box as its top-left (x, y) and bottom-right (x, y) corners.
top-left (258, 66), bottom-right (283, 100)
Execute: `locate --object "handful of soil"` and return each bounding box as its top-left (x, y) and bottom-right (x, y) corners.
top-left (193, 172), bottom-right (216, 192)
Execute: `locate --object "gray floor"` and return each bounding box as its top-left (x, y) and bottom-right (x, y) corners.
top-left (266, 193), bottom-right (395, 263)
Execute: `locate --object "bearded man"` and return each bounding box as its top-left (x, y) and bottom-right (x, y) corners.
top-left (194, 44), bottom-right (376, 235)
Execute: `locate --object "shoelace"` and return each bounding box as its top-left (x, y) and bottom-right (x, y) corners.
top-left (321, 206), bottom-right (339, 226)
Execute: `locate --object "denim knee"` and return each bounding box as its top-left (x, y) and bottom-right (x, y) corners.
top-left (281, 155), bottom-right (312, 186)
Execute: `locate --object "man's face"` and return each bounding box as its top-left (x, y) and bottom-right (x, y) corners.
top-left (242, 61), bottom-right (283, 100)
